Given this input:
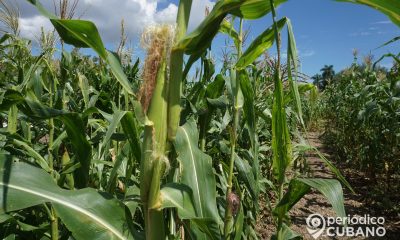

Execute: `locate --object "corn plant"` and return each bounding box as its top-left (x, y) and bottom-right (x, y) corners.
top-left (0, 0), bottom-right (398, 239)
top-left (322, 0), bottom-right (400, 193)
top-left (323, 61), bottom-right (400, 189)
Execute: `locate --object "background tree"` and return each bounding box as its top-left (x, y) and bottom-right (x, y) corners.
top-left (312, 73), bottom-right (323, 89)
top-left (314, 64), bottom-right (335, 90)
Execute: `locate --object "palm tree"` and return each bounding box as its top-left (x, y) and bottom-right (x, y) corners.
top-left (312, 73), bottom-right (323, 89)
top-left (319, 65), bottom-right (335, 90)
top-left (321, 65), bottom-right (335, 80)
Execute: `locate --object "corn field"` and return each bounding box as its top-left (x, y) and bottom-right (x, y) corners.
top-left (0, 0), bottom-right (398, 239)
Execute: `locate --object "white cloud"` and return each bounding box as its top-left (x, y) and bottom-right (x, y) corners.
top-left (155, 3), bottom-right (178, 23)
top-left (372, 20), bottom-right (392, 25)
top-left (16, 0), bottom-right (215, 45)
top-left (19, 15), bottom-right (53, 40)
top-left (302, 50), bottom-right (315, 57)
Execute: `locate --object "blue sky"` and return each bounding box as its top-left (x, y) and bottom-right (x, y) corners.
top-left (15, 0), bottom-right (399, 77)
top-left (207, 0), bottom-right (399, 76)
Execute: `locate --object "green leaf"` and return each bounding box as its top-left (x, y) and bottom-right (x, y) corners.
top-left (174, 119), bottom-right (220, 222)
top-left (106, 52), bottom-right (135, 95)
top-left (78, 73), bottom-right (90, 109)
top-left (190, 218), bottom-right (221, 240)
top-left (336, 0), bottom-right (400, 27)
top-left (236, 17), bottom-right (287, 69)
top-left (0, 90), bottom-right (25, 111)
top-left (120, 111), bottom-right (142, 162)
top-left (0, 34), bottom-right (11, 44)
top-left (26, 0), bottom-right (57, 18)
top-left (0, 90), bottom-right (92, 188)
top-left (207, 96), bottom-right (229, 108)
top-left (239, 72), bottom-right (259, 186)
top-left (175, 0), bottom-right (287, 56)
top-left (376, 35), bottom-right (400, 49)
top-left (106, 143), bottom-right (130, 194)
top-left (206, 74), bottom-right (226, 100)
top-left (234, 153), bottom-right (257, 200)
top-left (273, 178), bottom-right (311, 217)
top-left (27, 1), bottom-right (135, 96)
top-left (272, 71), bottom-right (292, 184)
top-left (99, 110), bottom-right (127, 158)
top-left (11, 139), bottom-right (51, 172)
top-left (295, 143), bottom-right (354, 193)
top-left (233, 204), bottom-right (244, 240)
top-left (16, 220), bottom-right (42, 232)
top-left (373, 53), bottom-right (400, 69)
top-left (274, 178), bottom-right (346, 231)
top-left (0, 214), bottom-right (13, 224)
top-left (160, 183), bottom-right (196, 219)
top-left (229, 0), bottom-right (288, 19)
top-left (59, 113), bottom-right (92, 188)
top-left (182, 52), bottom-right (203, 80)
top-left (0, 155), bottom-right (135, 240)
top-left (311, 148), bottom-right (354, 193)
top-left (219, 20), bottom-right (240, 50)
top-left (228, 69), bottom-right (243, 108)
top-left (272, 223), bottom-right (301, 240)
top-left (50, 19), bottom-right (107, 58)
top-left (286, 19), bottom-right (304, 127)
top-left (298, 178), bottom-right (346, 219)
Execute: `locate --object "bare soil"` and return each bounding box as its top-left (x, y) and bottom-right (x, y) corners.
top-left (256, 131), bottom-right (400, 240)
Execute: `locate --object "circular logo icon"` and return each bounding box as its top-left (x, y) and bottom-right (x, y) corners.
top-left (306, 213), bottom-right (326, 239)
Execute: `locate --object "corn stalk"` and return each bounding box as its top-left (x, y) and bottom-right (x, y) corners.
top-left (140, 1), bottom-right (192, 239)
top-left (224, 18), bottom-right (244, 238)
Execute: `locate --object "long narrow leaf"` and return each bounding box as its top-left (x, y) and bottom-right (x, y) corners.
top-left (272, 71), bottom-right (292, 184)
top-left (0, 90), bottom-right (92, 188)
top-left (286, 19), bottom-right (304, 126)
top-left (297, 178), bottom-right (346, 220)
top-left (160, 183), bottom-right (196, 219)
top-left (120, 111), bottom-right (141, 162)
top-left (174, 120), bottom-right (220, 221)
top-left (12, 139), bottom-right (51, 172)
top-left (27, 1), bottom-right (135, 96)
top-left (236, 18), bottom-right (287, 69)
top-left (175, 0), bottom-right (287, 57)
top-left (0, 155), bottom-right (135, 240)
top-left (274, 178), bottom-right (346, 222)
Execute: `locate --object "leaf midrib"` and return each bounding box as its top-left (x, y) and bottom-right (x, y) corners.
top-left (181, 126), bottom-right (204, 217)
top-left (0, 182), bottom-right (127, 240)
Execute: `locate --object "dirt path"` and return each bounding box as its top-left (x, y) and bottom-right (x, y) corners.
top-left (256, 131), bottom-right (400, 239)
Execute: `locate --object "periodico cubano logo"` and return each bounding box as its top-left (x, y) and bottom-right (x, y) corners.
top-left (306, 213), bottom-right (326, 239)
top-left (306, 213), bottom-right (386, 239)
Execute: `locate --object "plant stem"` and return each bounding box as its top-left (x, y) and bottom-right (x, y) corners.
top-left (223, 106), bottom-right (240, 237)
top-left (44, 203), bottom-right (58, 240)
top-left (141, 1), bottom-right (192, 238)
top-left (224, 18), bottom-right (243, 238)
top-left (7, 105), bottom-right (17, 134)
top-left (167, 0), bottom-right (192, 141)
top-left (50, 206), bottom-right (59, 240)
top-left (141, 59), bottom-right (168, 240)
top-left (47, 57), bottom-right (58, 240)
top-left (199, 111), bottom-right (208, 151)
top-left (48, 117), bottom-right (54, 170)
top-left (46, 59), bottom-right (57, 175)
top-left (270, 0), bottom-right (284, 238)
top-left (270, 0), bottom-right (281, 69)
